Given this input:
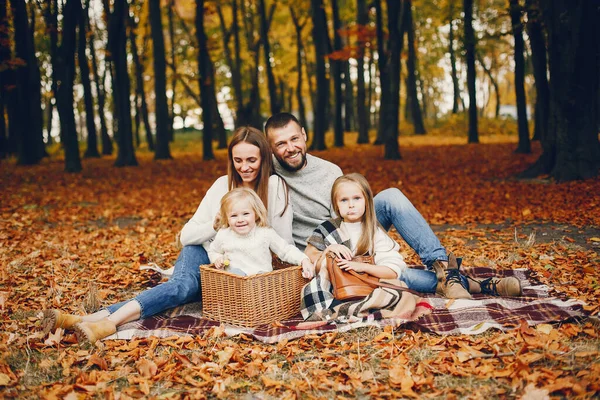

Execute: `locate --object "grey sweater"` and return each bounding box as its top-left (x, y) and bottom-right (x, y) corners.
top-left (274, 154), bottom-right (343, 249)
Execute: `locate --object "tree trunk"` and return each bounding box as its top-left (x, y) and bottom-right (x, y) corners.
top-left (129, 14), bottom-right (154, 151)
top-left (167, 0), bottom-right (176, 142)
top-left (382, 0), bottom-right (407, 160)
top-left (149, 0), bottom-right (172, 159)
top-left (331, 0), bottom-right (344, 147)
top-left (196, 0), bottom-right (214, 160)
top-left (55, 0), bottom-right (82, 172)
top-left (290, 8), bottom-right (309, 134)
top-left (356, 0), bottom-right (369, 144)
top-left (258, 0), bottom-right (279, 115)
top-left (310, 0), bottom-right (330, 150)
top-left (521, 0), bottom-right (599, 180)
top-left (406, 2), bottom-right (426, 135)
top-left (231, 0), bottom-right (244, 125)
top-left (464, 0), bottom-right (478, 143)
top-left (510, 0), bottom-right (531, 153)
top-left (525, 0), bottom-right (548, 142)
top-left (79, 0), bottom-right (99, 158)
top-left (477, 53), bottom-right (500, 119)
top-left (89, 19), bottom-right (112, 155)
top-left (449, 0), bottom-right (461, 114)
top-left (0, 0), bottom-right (10, 159)
top-left (374, 0), bottom-right (386, 144)
top-left (11, 0), bottom-right (45, 165)
top-left (109, 0), bottom-right (137, 166)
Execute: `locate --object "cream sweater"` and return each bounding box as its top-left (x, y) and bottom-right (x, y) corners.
top-left (207, 227), bottom-right (308, 276)
top-left (179, 175), bottom-right (293, 247)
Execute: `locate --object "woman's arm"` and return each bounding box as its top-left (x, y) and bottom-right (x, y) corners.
top-left (268, 175), bottom-right (294, 244)
top-left (180, 176), bottom-right (228, 246)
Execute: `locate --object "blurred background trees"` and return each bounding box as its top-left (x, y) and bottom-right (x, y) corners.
top-left (0, 0), bottom-right (597, 180)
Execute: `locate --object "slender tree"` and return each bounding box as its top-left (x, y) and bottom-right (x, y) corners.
top-left (521, 0), bottom-right (599, 180)
top-left (196, 0), bottom-right (214, 160)
top-left (310, 0), bottom-right (330, 150)
top-left (258, 0), bottom-right (280, 115)
top-left (149, 0), bottom-right (172, 159)
top-left (448, 0), bottom-right (461, 114)
top-left (0, 0), bottom-right (11, 159)
top-left (525, 0), bottom-right (548, 142)
top-left (290, 7), bottom-right (309, 134)
top-left (331, 0), bottom-right (344, 147)
top-left (88, 17), bottom-right (112, 155)
top-left (108, 0), bottom-right (137, 166)
top-left (509, 0), bottom-right (530, 153)
top-left (167, 0), bottom-right (176, 142)
top-left (356, 0), bottom-right (369, 144)
top-left (374, 0), bottom-right (386, 144)
top-left (79, 0), bottom-right (100, 158)
top-left (405, 2), bottom-right (426, 134)
top-left (464, 0), bottom-right (478, 143)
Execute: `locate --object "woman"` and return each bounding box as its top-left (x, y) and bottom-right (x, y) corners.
top-left (42, 127), bottom-right (293, 343)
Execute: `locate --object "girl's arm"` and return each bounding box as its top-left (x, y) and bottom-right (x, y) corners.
top-left (180, 176), bottom-right (228, 246)
top-left (268, 229), bottom-right (314, 278)
top-left (268, 175), bottom-right (294, 244)
top-left (207, 230), bottom-right (226, 269)
top-left (336, 259), bottom-right (399, 279)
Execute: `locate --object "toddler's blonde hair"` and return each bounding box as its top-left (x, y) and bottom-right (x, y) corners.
top-left (218, 188), bottom-right (269, 229)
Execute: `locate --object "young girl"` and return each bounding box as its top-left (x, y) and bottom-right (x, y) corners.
top-left (304, 173), bottom-right (521, 299)
top-left (208, 188), bottom-right (315, 278)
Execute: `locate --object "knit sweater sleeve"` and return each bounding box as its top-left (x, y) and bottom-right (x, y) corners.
top-left (207, 229), bottom-right (226, 263)
top-left (180, 176), bottom-right (228, 246)
top-left (267, 175), bottom-right (294, 244)
top-left (266, 228), bottom-right (309, 265)
top-left (373, 228), bottom-right (407, 278)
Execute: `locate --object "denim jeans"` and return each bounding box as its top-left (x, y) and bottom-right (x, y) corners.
top-left (106, 245), bottom-right (209, 319)
top-left (374, 188), bottom-right (447, 267)
top-left (400, 267), bottom-right (468, 293)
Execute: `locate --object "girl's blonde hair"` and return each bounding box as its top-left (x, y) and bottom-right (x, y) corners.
top-left (217, 188), bottom-right (269, 230)
top-left (331, 173), bottom-right (377, 256)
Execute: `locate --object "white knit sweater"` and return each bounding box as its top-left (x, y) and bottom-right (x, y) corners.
top-left (179, 175), bottom-right (293, 247)
top-left (207, 226), bottom-right (308, 276)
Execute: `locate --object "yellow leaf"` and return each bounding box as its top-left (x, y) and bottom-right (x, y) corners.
top-left (589, 237), bottom-right (600, 242)
top-left (216, 347), bottom-right (235, 366)
top-left (521, 383), bottom-right (550, 400)
top-left (535, 324), bottom-right (554, 335)
top-left (0, 373), bottom-right (11, 386)
top-left (136, 358), bottom-right (158, 378)
top-left (522, 208), bottom-right (532, 216)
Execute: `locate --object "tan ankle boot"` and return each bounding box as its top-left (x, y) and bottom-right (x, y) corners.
top-left (431, 254), bottom-right (472, 299)
top-left (467, 276), bottom-right (522, 297)
top-left (42, 310), bottom-right (83, 333)
top-left (73, 320), bottom-right (117, 344)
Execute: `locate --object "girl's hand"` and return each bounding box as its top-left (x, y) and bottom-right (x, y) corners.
top-left (337, 259), bottom-right (369, 273)
top-left (326, 244), bottom-right (352, 260)
top-left (301, 258), bottom-right (315, 279)
top-left (213, 257), bottom-right (225, 269)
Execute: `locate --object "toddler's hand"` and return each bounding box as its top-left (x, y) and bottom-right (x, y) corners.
top-left (301, 258), bottom-right (315, 279)
top-left (213, 257), bottom-right (225, 269)
top-left (326, 244), bottom-right (352, 260)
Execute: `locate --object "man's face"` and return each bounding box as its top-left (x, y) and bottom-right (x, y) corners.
top-left (267, 122), bottom-right (308, 172)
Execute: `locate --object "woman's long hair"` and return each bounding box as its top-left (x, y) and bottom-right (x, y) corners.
top-left (227, 127), bottom-right (273, 210)
top-left (331, 173), bottom-right (377, 256)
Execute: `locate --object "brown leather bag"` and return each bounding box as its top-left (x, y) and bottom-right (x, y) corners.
top-left (326, 252), bottom-right (418, 300)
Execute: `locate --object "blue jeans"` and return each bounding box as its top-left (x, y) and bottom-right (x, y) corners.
top-left (400, 267), bottom-right (468, 293)
top-left (374, 188), bottom-right (447, 267)
top-left (106, 245), bottom-right (209, 319)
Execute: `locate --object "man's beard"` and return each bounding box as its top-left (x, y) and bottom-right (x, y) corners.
top-left (276, 152), bottom-right (307, 172)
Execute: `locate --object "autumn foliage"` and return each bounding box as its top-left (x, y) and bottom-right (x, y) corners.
top-left (1, 134), bottom-right (599, 398)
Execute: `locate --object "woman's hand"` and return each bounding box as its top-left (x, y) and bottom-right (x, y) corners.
top-left (325, 244), bottom-right (352, 260)
top-left (301, 258), bottom-right (315, 279)
top-left (212, 214), bottom-right (221, 231)
top-left (337, 259), bottom-right (369, 273)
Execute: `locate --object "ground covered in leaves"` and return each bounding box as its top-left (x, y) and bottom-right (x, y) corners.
top-left (1, 131), bottom-right (599, 398)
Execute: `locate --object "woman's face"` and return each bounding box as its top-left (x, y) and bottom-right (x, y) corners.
top-left (231, 142), bottom-right (262, 186)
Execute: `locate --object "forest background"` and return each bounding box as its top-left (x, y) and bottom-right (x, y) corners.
top-left (1, 0), bottom-right (600, 398)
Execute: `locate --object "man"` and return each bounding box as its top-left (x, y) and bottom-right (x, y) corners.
top-left (264, 112), bottom-right (471, 299)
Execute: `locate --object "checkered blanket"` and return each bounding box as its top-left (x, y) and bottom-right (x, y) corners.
top-left (105, 266), bottom-right (589, 344)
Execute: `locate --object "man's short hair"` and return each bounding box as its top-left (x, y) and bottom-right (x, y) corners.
top-left (264, 113), bottom-right (301, 136)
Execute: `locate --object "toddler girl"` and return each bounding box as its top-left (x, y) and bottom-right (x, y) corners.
top-left (208, 188), bottom-right (314, 278)
top-left (305, 173), bottom-right (521, 297)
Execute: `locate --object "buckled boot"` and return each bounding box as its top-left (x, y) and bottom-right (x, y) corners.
top-left (467, 276), bottom-right (522, 297)
top-left (73, 319), bottom-right (117, 344)
top-left (431, 253), bottom-right (471, 299)
top-left (42, 309), bottom-right (82, 334)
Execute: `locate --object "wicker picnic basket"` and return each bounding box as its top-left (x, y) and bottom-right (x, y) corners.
top-left (200, 257), bottom-right (307, 327)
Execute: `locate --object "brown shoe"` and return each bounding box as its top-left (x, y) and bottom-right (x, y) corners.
top-left (73, 320), bottom-right (117, 344)
top-left (431, 254), bottom-right (471, 299)
top-left (467, 276), bottom-right (522, 297)
top-left (41, 310), bottom-right (82, 334)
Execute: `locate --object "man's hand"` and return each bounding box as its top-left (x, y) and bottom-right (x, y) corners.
top-left (326, 244), bottom-right (352, 260)
top-left (301, 258), bottom-right (315, 279)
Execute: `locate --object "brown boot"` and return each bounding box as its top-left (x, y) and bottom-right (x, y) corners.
top-left (42, 310), bottom-right (82, 334)
top-left (467, 276), bottom-right (522, 297)
top-left (431, 253), bottom-right (471, 299)
top-left (73, 319), bottom-right (117, 344)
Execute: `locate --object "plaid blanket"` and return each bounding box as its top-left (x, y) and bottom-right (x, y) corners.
top-left (104, 266), bottom-right (589, 343)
